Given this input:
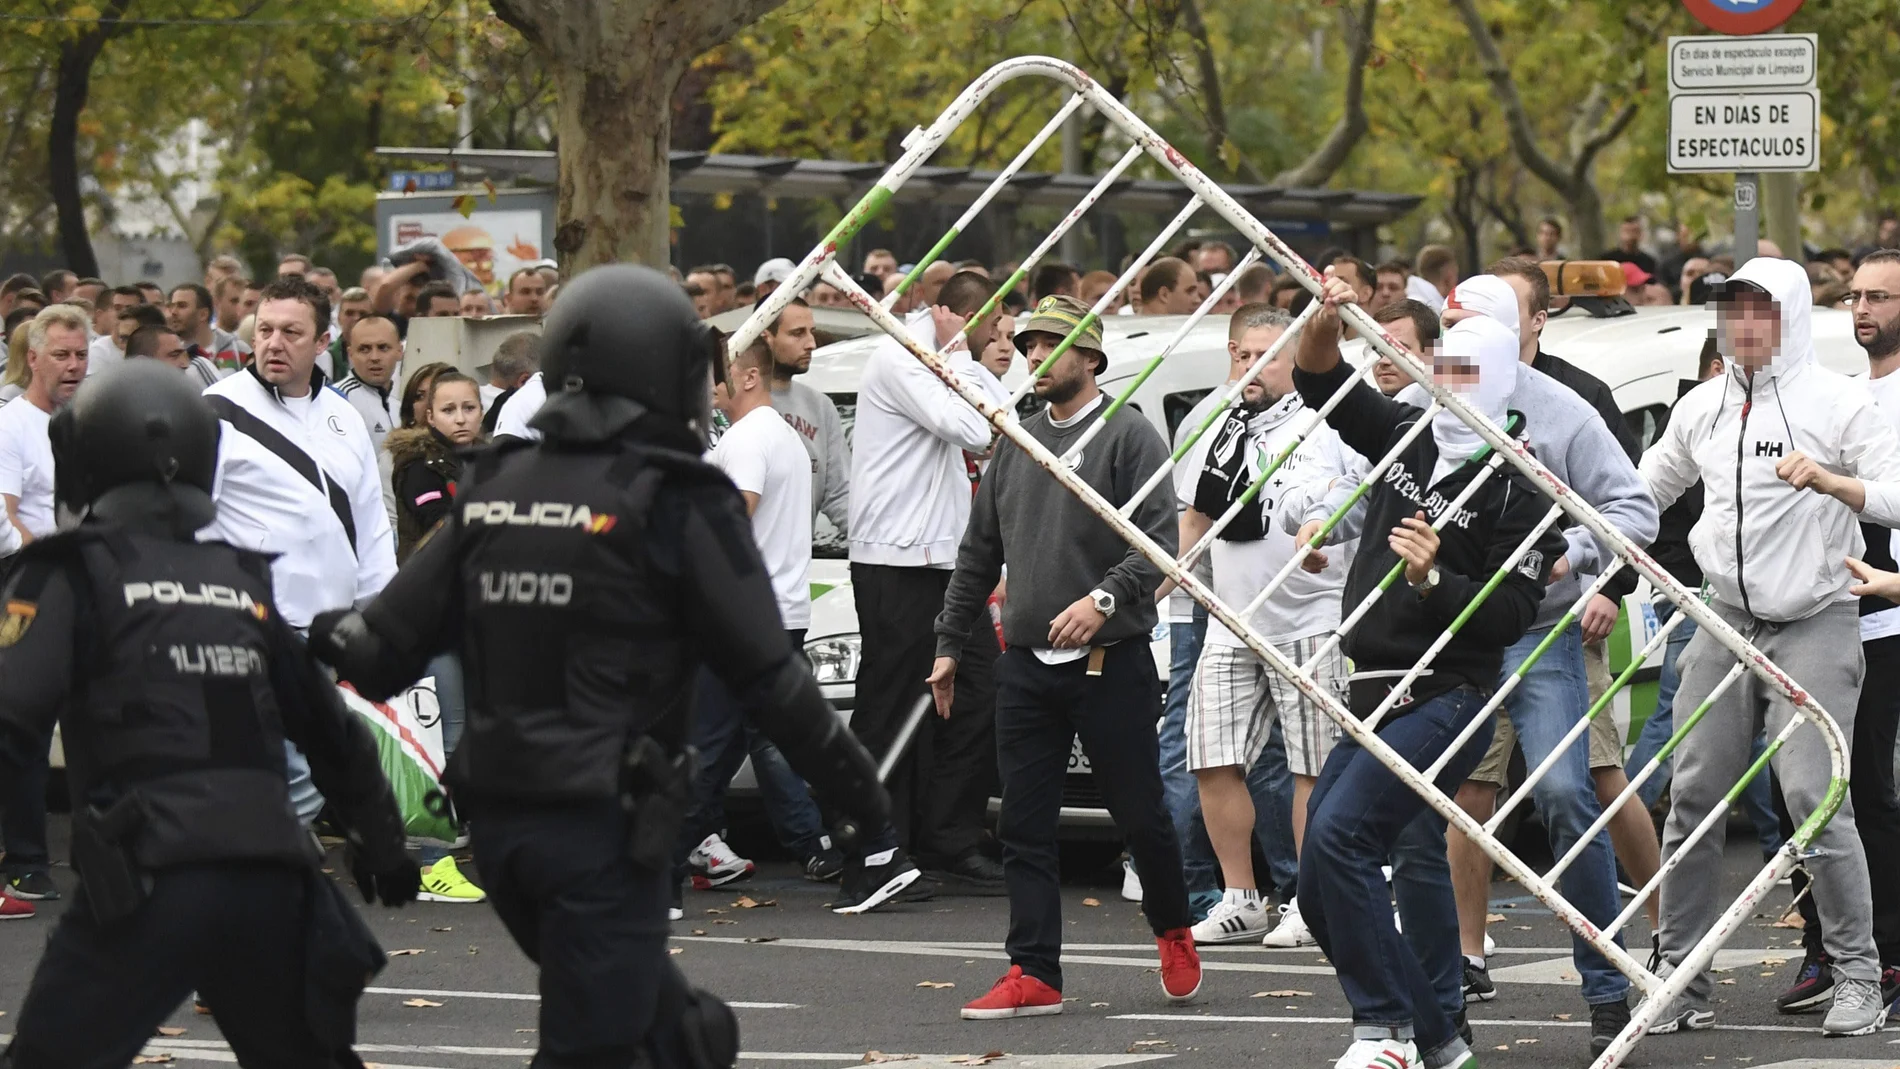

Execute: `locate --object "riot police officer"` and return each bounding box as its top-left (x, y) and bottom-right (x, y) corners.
top-left (310, 264), bottom-right (892, 1069)
top-left (0, 361), bottom-right (420, 1069)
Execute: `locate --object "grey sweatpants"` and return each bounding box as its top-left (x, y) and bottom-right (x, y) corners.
top-left (1659, 600), bottom-right (1876, 1005)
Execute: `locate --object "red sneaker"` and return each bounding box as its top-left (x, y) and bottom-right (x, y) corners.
top-left (960, 965), bottom-right (1063, 1020)
top-left (1156, 928), bottom-right (1202, 1002)
top-left (0, 891), bottom-right (34, 919)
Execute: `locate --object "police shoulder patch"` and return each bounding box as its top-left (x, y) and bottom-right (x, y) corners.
top-left (0, 599), bottom-right (37, 648)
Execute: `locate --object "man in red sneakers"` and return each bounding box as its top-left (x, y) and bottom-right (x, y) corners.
top-left (930, 296), bottom-right (1201, 1019)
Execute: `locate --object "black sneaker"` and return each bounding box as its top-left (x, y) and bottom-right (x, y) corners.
top-left (927, 851), bottom-right (1007, 896)
top-left (1462, 959), bottom-right (1496, 1003)
top-left (804, 849), bottom-right (845, 882)
top-left (6, 871), bottom-right (58, 901)
top-left (1590, 997), bottom-right (1630, 1056)
top-left (1776, 946), bottom-right (1835, 1014)
top-left (832, 849), bottom-right (932, 915)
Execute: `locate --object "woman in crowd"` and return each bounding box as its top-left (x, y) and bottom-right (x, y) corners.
top-left (398, 361), bottom-right (457, 432)
top-left (383, 369), bottom-right (487, 903)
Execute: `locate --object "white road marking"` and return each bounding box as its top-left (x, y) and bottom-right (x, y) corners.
top-left (1488, 947), bottom-right (1797, 986)
top-left (365, 985), bottom-right (799, 1009)
top-left (1105, 1013), bottom-right (1870, 1036)
top-left (738, 1058), bottom-right (1169, 1068)
top-left (672, 936), bottom-right (1333, 975)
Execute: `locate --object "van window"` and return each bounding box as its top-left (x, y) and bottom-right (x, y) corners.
top-left (1164, 389), bottom-right (1213, 439)
top-left (1625, 403), bottom-right (1669, 451)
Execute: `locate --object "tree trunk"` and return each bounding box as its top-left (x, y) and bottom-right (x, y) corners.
top-left (1566, 179), bottom-right (1606, 261)
top-left (492, 0), bottom-right (789, 272)
top-left (48, 1), bottom-right (131, 277)
top-left (1268, 0), bottom-right (1378, 189)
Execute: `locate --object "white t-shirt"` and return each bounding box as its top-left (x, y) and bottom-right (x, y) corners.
top-left (1177, 398), bottom-right (1361, 647)
top-left (1862, 370), bottom-right (1900, 640)
top-left (479, 381), bottom-right (503, 412)
top-left (710, 405), bottom-right (813, 629)
top-left (0, 399), bottom-right (58, 539)
top-left (86, 334), bottom-right (124, 376)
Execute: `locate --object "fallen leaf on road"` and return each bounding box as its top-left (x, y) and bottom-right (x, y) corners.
top-left (692, 929), bottom-right (707, 936)
top-left (516, 1028), bottom-right (536, 1033)
top-left (705, 908), bottom-right (726, 915)
top-left (1494, 1046), bottom-right (1510, 1052)
top-left (132, 1057), bottom-right (174, 1065)
top-left (1758, 957), bottom-right (1787, 966)
top-left (861, 1053), bottom-right (919, 1064)
top-left (193, 1003), bottom-right (211, 1015)
top-left (744, 936), bottom-right (779, 943)
top-left (387, 948), bottom-right (426, 957)
top-left (1552, 1013), bottom-right (1571, 1021)
top-left (1252, 989), bottom-right (1313, 998)
top-left (1089, 1002), bottom-right (1109, 1008)
top-left (733, 895), bottom-right (777, 908)
top-left (155, 1027), bottom-right (186, 1036)
top-left (1127, 1041), bottom-right (1171, 1052)
top-left (948, 1052), bottom-right (1007, 1065)
top-left (713, 919), bottom-right (738, 925)
top-left (1485, 913), bottom-right (1507, 924)
top-left (401, 998), bottom-right (443, 1008)
top-left (1514, 925), bottom-right (1533, 931)
top-left (668, 948), bottom-right (684, 955)
top-left (430, 926), bottom-right (452, 932)
top-left (1772, 909), bottom-right (1803, 928)
top-left (917, 981), bottom-right (957, 989)
top-left (1081, 898), bottom-right (1101, 907)
top-left (1718, 978), bottom-right (1737, 985)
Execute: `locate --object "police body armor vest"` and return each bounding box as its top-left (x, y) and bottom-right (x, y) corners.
top-left (55, 529), bottom-right (313, 869)
top-left (447, 440), bottom-right (709, 803)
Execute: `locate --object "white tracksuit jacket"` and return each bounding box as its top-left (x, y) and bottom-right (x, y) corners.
top-left (1640, 256), bottom-right (1900, 623)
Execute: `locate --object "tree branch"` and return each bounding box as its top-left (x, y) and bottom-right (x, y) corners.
top-left (1574, 96), bottom-right (1639, 180)
top-left (1269, 0), bottom-right (1377, 189)
top-left (1448, 0), bottom-right (1569, 193)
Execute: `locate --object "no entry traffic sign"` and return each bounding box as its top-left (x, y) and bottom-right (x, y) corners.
top-left (1681, 0), bottom-right (1806, 36)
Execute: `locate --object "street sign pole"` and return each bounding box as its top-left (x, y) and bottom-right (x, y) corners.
top-left (1734, 172), bottom-right (1759, 268)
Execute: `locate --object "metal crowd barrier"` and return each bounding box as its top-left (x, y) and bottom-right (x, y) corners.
top-left (728, 56), bottom-right (1851, 1068)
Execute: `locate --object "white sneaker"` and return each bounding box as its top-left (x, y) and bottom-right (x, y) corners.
top-left (1191, 890), bottom-right (1272, 944)
top-left (1121, 858), bottom-right (1143, 903)
top-left (668, 906), bottom-right (685, 921)
top-left (1260, 898), bottom-right (1317, 948)
top-left (1333, 1036), bottom-right (1418, 1069)
top-left (1483, 932), bottom-right (1496, 957)
top-left (688, 833), bottom-right (755, 889)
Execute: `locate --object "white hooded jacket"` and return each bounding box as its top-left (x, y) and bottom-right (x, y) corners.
top-left (1640, 257), bottom-right (1900, 622)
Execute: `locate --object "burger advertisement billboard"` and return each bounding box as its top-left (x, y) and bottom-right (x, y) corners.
top-left (387, 208), bottom-right (545, 295)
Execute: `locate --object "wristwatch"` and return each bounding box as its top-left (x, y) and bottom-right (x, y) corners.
top-left (1411, 567), bottom-right (1441, 599)
top-left (1089, 589), bottom-right (1117, 618)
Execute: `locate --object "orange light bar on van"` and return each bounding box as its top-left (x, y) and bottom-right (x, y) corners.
top-left (1540, 260), bottom-right (1627, 298)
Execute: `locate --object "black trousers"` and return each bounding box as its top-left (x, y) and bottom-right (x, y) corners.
top-left (994, 641), bottom-right (1189, 990)
top-left (1782, 633), bottom-right (1900, 963)
top-left (7, 863), bottom-right (362, 1069)
top-left (472, 802), bottom-right (699, 1069)
top-left (849, 562), bottom-right (999, 863)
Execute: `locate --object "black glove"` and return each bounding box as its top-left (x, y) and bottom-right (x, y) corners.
top-left (307, 608), bottom-right (357, 666)
top-left (346, 834), bottom-right (421, 908)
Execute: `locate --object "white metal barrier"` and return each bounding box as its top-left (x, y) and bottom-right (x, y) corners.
top-left (729, 57), bottom-right (1852, 1068)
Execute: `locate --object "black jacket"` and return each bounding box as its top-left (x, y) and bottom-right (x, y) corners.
top-left (1295, 361), bottom-right (1567, 718)
top-left (388, 426), bottom-right (470, 563)
top-left (0, 521), bottom-right (405, 870)
top-left (321, 437), bottom-right (855, 808)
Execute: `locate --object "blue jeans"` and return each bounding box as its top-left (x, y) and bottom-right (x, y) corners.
top-left (1498, 624), bottom-right (1628, 1006)
top-left (1303, 687), bottom-right (1493, 1057)
top-left (419, 653), bottom-right (469, 867)
top-left (1156, 611), bottom-right (1298, 900)
top-left (1627, 605), bottom-right (1780, 859)
top-left (1393, 810), bottom-right (1466, 1023)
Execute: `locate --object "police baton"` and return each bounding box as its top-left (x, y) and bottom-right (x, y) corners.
top-left (830, 694), bottom-right (935, 852)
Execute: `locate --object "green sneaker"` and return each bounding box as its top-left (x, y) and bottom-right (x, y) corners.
top-left (418, 856), bottom-right (486, 904)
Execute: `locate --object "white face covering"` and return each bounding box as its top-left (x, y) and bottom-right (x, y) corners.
top-left (1430, 317), bottom-right (1520, 485)
top-left (1444, 274), bottom-right (1521, 341)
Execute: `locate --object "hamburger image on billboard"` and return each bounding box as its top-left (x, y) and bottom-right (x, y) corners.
top-left (390, 208), bottom-right (545, 295)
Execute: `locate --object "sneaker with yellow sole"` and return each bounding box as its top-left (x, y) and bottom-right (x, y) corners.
top-left (418, 856), bottom-right (486, 903)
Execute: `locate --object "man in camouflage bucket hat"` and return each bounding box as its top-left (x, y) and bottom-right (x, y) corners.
top-left (1016, 295), bottom-right (1107, 376)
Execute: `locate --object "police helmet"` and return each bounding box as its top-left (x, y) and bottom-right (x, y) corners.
top-left (51, 360), bottom-right (219, 507)
top-left (537, 264), bottom-right (724, 431)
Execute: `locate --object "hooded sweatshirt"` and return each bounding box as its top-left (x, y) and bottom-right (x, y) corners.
top-left (1399, 285), bottom-right (1658, 632)
top-left (1295, 319), bottom-right (1567, 717)
top-left (1641, 257), bottom-right (1900, 623)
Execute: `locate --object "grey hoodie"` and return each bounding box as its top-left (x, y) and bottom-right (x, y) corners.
top-left (1399, 365), bottom-right (1659, 631)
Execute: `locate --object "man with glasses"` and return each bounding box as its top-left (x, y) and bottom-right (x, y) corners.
top-left (1768, 251), bottom-right (1900, 1019)
top-left (1642, 257), bottom-right (1900, 1038)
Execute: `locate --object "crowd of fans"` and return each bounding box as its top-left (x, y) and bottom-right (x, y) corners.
top-left (6, 206), bottom-right (1900, 1067)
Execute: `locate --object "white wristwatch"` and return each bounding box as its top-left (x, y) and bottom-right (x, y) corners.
top-left (1089, 588), bottom-right (1117, 618)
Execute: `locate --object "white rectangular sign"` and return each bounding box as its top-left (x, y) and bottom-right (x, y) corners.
top-left (1669, 34), bottom-right (1816, 92)
top-left (1667, 91), bottom-right (1818, 173)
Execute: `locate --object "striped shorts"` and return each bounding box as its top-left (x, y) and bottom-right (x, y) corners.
top-left (1186, 635), bottom-right (1348, 777)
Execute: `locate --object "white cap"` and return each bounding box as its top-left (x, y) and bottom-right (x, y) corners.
top-left (753, 258), bottom-right (796, 287)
